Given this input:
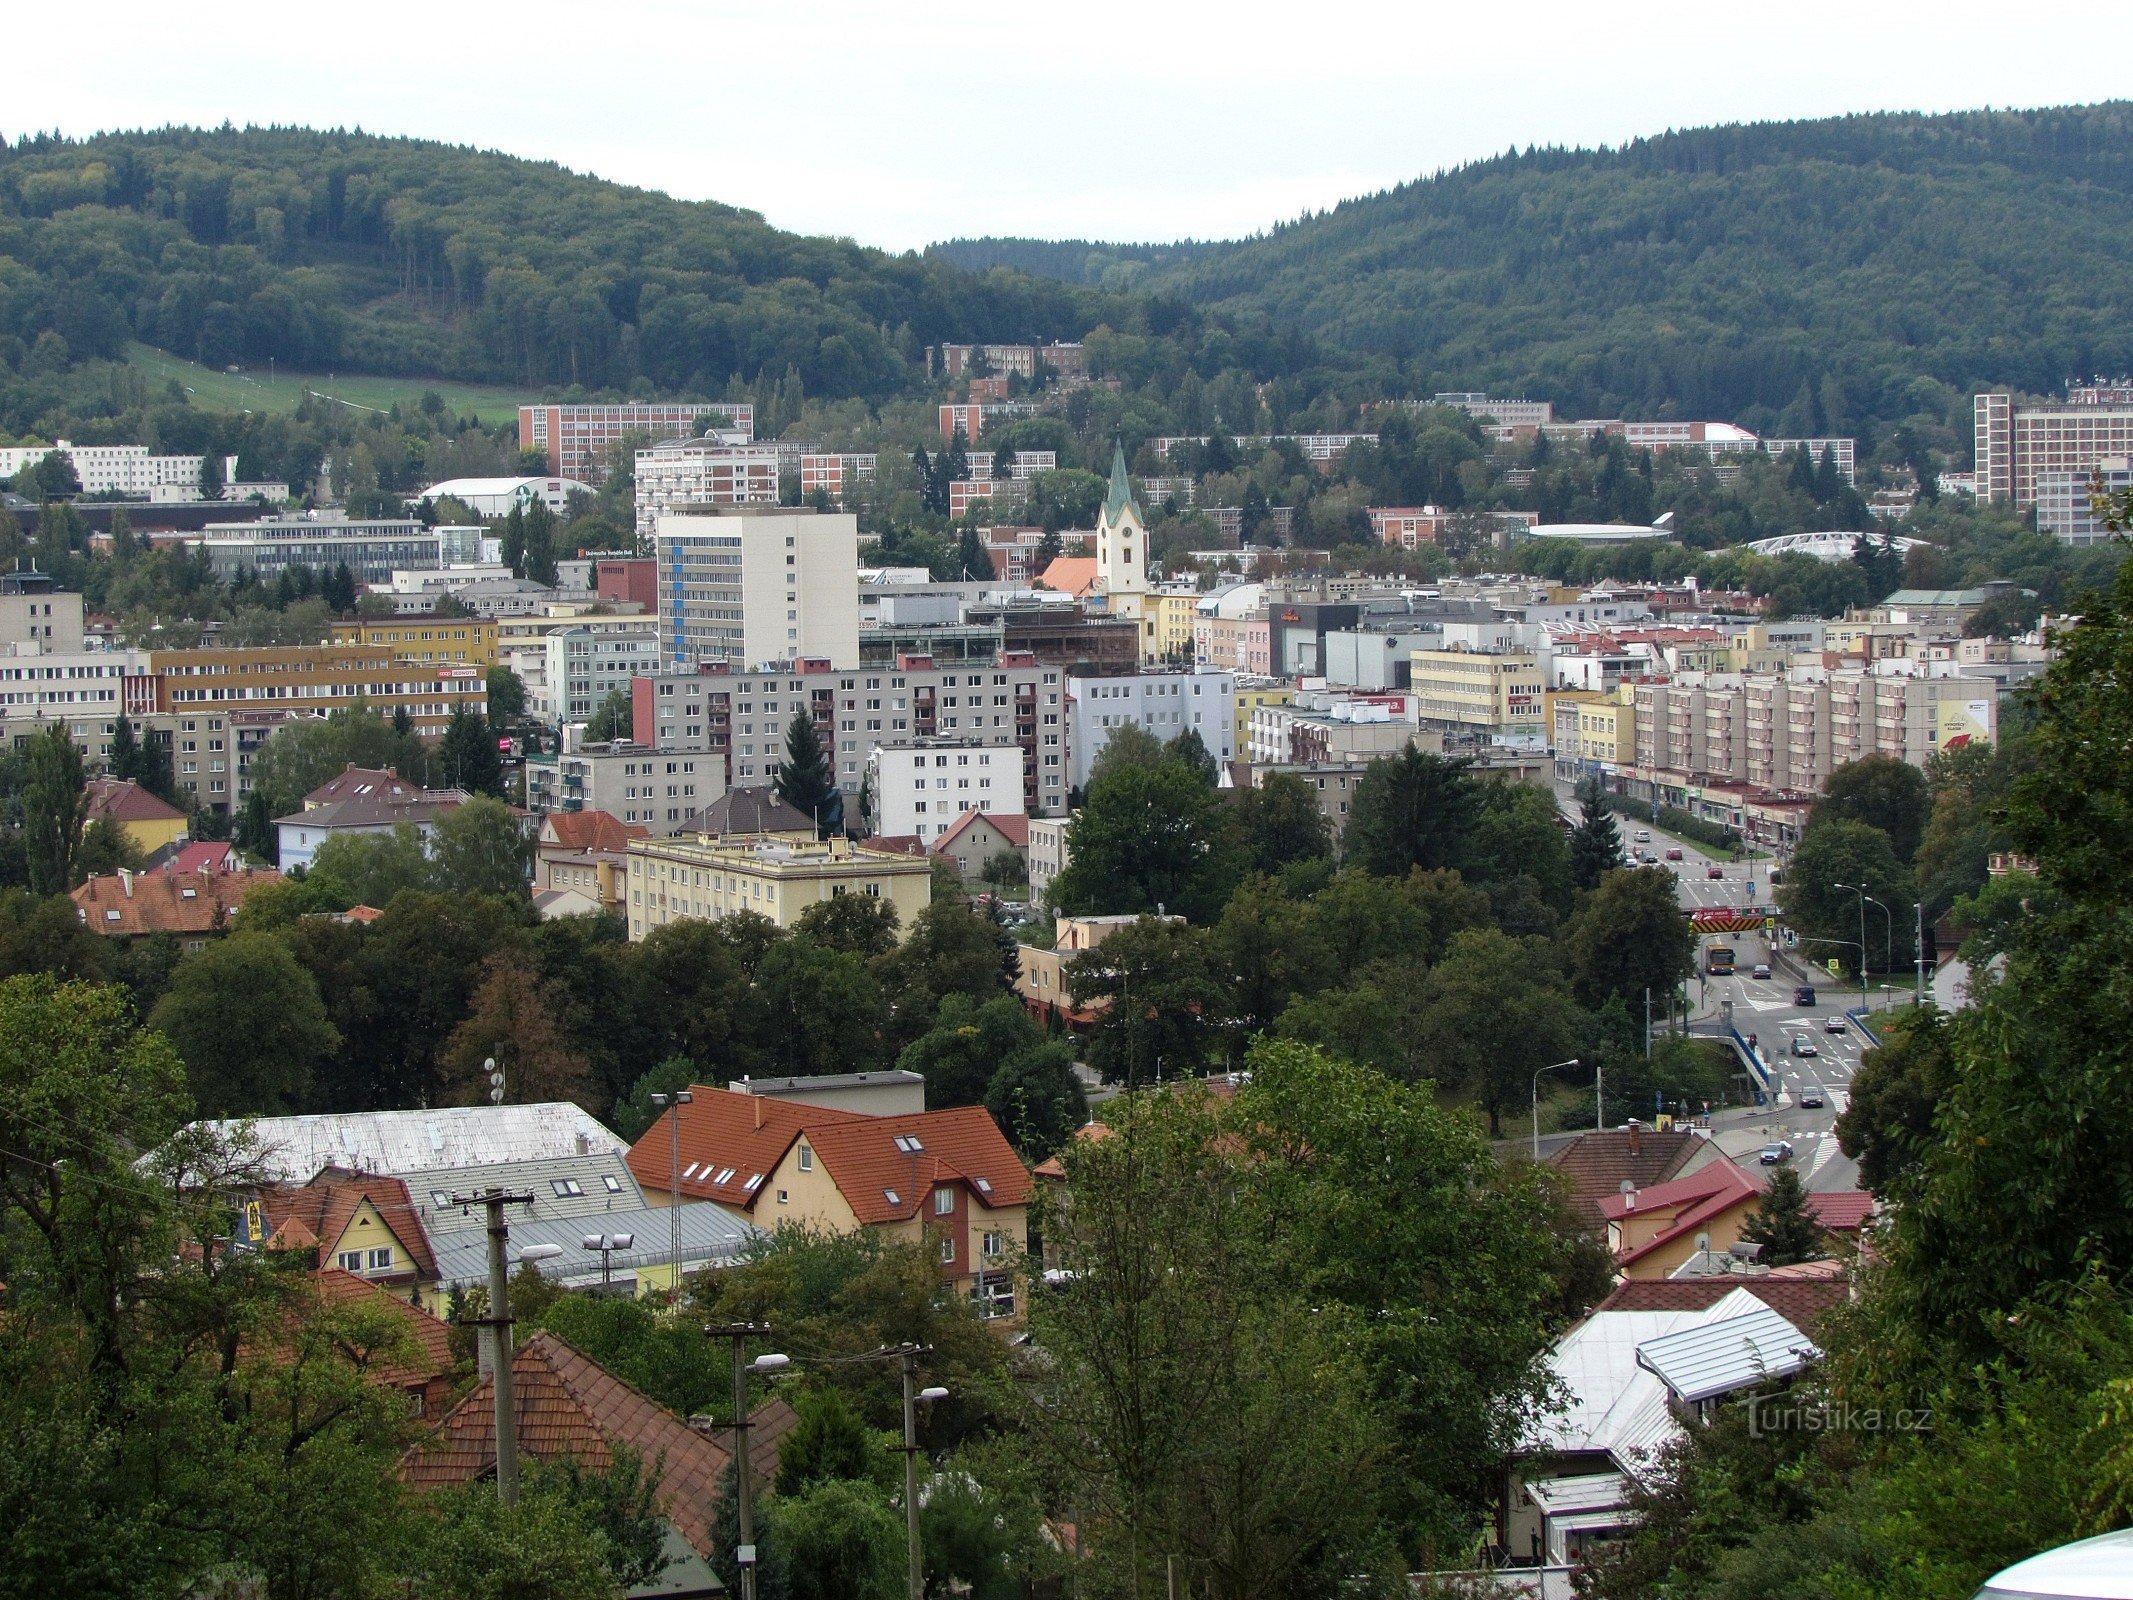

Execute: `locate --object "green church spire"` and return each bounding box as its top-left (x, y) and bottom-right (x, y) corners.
top-left (1103, 439), bottom-right (1138, 524)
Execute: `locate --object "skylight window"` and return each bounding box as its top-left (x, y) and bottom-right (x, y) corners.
top-left (682, 1162), bottom-right (702, 1180)
top-left (973, 1177), bottom-right (993, 1195)
top-left (893, 1134), bottom-right (925, 1154)
top-left (713, 1167), bottom-right (737, 1185)
top-left (743, 1174), bottom-right (765, 1192)
top-left (551, 1178), bottom-right (584, 1198)
top-left (883, 1188), bottom-right (901, 1206)
top-left (602, 1175), bottom-right (623, 1193)
top-left (431, 1191), bottom-right (449, 1208)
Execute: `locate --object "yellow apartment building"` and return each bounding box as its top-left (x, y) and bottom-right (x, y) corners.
top-left (1233, 683), bottom-right (1294, 754)
top-left (330, 614), bottom-right (499, 666)
top-left (625, 832), bottom-right (933, 941)
top-left (1410, 648), bottom-right (1548, 739)
top-left (146, 645), bottom-right (486, 738)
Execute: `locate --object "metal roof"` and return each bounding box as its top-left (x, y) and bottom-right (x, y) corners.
top-left (415, 1152), bottom-right (647, 1234)
top-left (195, 1104), bottom-right (627, 1183)
top-left (1525, 1472), bottom-right (1632, 1517)
top-left (1982, 1530), bottom-right (2133, 1599)
top-left (1633, 1288), bottom-right (1818, 1405)
top-left (1533, 1308), bottom-right (1704, 1470)
top-left (735, 1071), bottom-right (925, 1096)
top-left (427, 1200), bottom-right (761, 1292)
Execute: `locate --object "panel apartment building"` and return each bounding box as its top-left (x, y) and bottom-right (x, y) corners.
top-left (631, 655), bottom-right (1069, 814)
top-left (654, 508), bottom-right (860, 670)
top-left (633, 438), bottom-right (781, 537)
top-left (144, 645), bottom-right (486, 738)
top-left (519, 402), bottom-right (754, 486)
top-left (1975, 385), bottom-right (2133, 518)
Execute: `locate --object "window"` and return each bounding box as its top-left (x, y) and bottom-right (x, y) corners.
top-left (884, 1187), bottom-right (901, 1207)
top-left (551, 1178), bottom-right (584, 1197)
top-left (337, 1251), bottom-right (364, 1272)
top-left (713, 1166), bottom-right (737, 1185)
top-left (895, 1134), bottom-right (925, 1154)
top-left (776, 1188), bottom-right (789, 1204)
top-left (983, 1230), bottom-right (1006, 1258)
top-left (368, 1247), bottom-right (393, 1270)
top-left (798, 1145), bottom-right (813, 1171)
top-left (939, 1236), bottom-right (956, 1264)
top-left (933, 1187), bottom-right (956, 1216)
top-left (602, 1174), bottom-right (623, 1193)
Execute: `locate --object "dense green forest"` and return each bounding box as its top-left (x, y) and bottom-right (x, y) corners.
top-left (935, 103), bottom-right (2133, 438)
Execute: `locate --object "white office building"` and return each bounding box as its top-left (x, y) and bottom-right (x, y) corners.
top-left (421, 476), bottom-right (592, 518)
top-left (197, 517), bottom-right (441, 584)
top-left (1064, 669), bottom-right (1236, 790)
top-left (635, 438), bottom-right (780, 538)
top-left (538, 625), bottom-right (663, 724)
top-left (0, 441), bottom-right (206, 498)
top-left (655, 509), bottom-right (860, 670)
top-left (866, 737), bottom-right (1026, 842)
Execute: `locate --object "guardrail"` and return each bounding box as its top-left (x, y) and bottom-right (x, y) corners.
top-left (1849, 1007), bottom-right (1883, 1049)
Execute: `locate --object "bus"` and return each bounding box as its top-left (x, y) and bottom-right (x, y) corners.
top-left (1705, 942), bottom-right (1736, 976)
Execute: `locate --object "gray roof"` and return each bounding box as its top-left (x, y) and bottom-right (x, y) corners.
top-left (685, 787), bottom-right (813, 836)
top-left (735, 1070), bottom-right (925, 1096)
top-left (195, 1103), bottom-right (628, 1183)
top-left (1633, 1290), bottom-right (1817, 1405)
top-left (415, 1151), bottom-right (647, 1234)
top-left (427, 1200), bottom-right (762, 1291)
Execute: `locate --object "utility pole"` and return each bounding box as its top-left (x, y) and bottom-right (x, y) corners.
top-left (453, 1187), bottom-right (537, 1505)
top-left (1643, 987), bottom-right (1652, 1060)
top-left (706, 1323), bottom-right (780, 1600)
top-left (1915, 898), bottom-right (1927, 1005)
top-left (893, 1345), bottom-right (946, 1600)
top-left (651, 1089), bottom-right (693, 1291)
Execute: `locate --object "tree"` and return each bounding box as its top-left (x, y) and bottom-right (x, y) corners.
top-left (1568, 775), bottom-right (1623, 890)
top-left (1064, 915), bottom-right (1223, 1086)
top-left (1778, 817), bottom-right (1914, 977)
top-left (1414, 927), bottom-right (1583, 1136)
top-left (774, 1387), bottom-right (882, 1497)
top-left (874, 898), bottom-right (1010, 1050)
top-left (1085, 721), bottom-right (1165, 787)
top-left (775, 710), bottom-right (838, 836)
top-left (438, 708), bottom-right (505, 797)
top-left (1809, 754), bottom-right (1932, 864)
top-left (1834, 1006), bottom-right (1954, 1197)
top-left (106, 715), bottom-right (139, 782)
top-left (149, 935), bottom-right (340, 1115)
top-left (23, 725), bottom-right (85, 896)
top-left (433, 796), bottom-right (533, 897)
top-left (793, 893), bottom-right (900, 958)
top-left (897, 992), bottom-right (1042, 1108)
top-left (73, 817), bottom-right (145, 884)
top-left (417, 1481), bottom-right (621, 1600)
top-left (1164, 727), bottom-right (1217, 787)
top-left (1231, 773), bottom-right (1332, 875)
top-left (441, 952), bottom-right (592, 1107)
top-left (576, 688), bottom-right (630, 743)
top-left (1049, 760), bottom-right (1238, 924)
top-left (1343, 747), bottom-right (1477, 879)
top-left (0, 887), bottom-right (106, 981)
top-left (1739, 1165), bottom-right (1824, 1266)
top-left (984, 1037), bottom-right (1087, 1159)
top-left (755, 937), bottom-right (888, 1077)
top-left (1563, 866), bottom-right (1697, 1009)
top-left (307, 822), bottom-right (433, 908)
top-left (763, 1477), bottom-right (904, 1600)
top-left (487, 663), bottom-right (528, 726)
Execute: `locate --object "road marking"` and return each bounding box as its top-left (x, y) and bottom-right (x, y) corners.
top-left (1807, 1135), bottom-right (1843, 1182)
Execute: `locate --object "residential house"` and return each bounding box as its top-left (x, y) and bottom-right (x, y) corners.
top-left (1014, 913), bottom-right (1171, 1033)
top-left (71, 862), bottom-right (280, 948)
top-left (1599, 1160), bottom-right (1871, 1280)
top-left (84, 778), bottom-right (189, 858)
top-left (536, 810), bottom-right (646, 917)
top-left (274, 764), bottom-right (469, 870)
top-left (1544, 1125), bottom-right (1730, 1232)
top-left (930, 810), bottom-right (1029, 883)
top-left (257, 1165), bottom-right (442, 1311)
top-left (294, 1267), bottom-right (459, 1419)
top-left (402, 1331), bottom-right (799, 1587)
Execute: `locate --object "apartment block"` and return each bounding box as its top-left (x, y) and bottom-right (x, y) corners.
top-left (1975, 386), bottom-right (2133, 516)
top-left (0, 441), bottom-right (205, 498)
top-left (632, 655), bottom-right (1067, 813)
top-left (654, 509), bottom-right (860, 670)
top-left (546, 627), bottom-right (663, 723)
top-left (2034, 456), bottom-right (2133, 546)
top-left (0, 581), bottom-right (85, 652)
top-left (866, 737), bottom-right (1026, 842)
top-left (524, 741), bottom-right (725, 834)
top-left (634, 439), bottom-right (781, 538)
top-left (1246, 698), bottom-right (1432, 766)
top-left (329, 615), bottom-right (499, 666)
top-left (1429, 393), bottom-right (1556, 428)
top-left (1408, 648), bottom-right (1548, 743)
top-left (1368, 506), bottom-right (1539, 548)
top-left (624, 833), bottom-right (932, 941)
top-left (798, 453), bottom-right (878, 508)
top-left (145, 646), bottom-right (485, 738)
top-left (519, 403), bottom-right (753, 486)
top-left (1064, 669), bottom-right (1235, 790)
top-left (948, 477), bottom-right (1027, 520)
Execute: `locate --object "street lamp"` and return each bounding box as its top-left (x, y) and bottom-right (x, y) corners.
top-left (1531, 1057), bottom-right (1583, 1160)
top-left (903, 1365), bottom-right (949, 1600)
top-left (1831, 884), bottom-right (1873, 1008)
top-left (581, 1231), bottom-right (635, 1294)
top-left (1839, 884), bottom-right (1894, 989)
top-left (649, 1089), bottom-right (693, 1292)
top-left (702, 1328), bottom-right (787, 1600)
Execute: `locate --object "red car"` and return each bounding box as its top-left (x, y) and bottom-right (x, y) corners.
top-left (1706, 865), bottom-right (1724, 880)
top-left (1666, 847), bottom-right (1683, 861)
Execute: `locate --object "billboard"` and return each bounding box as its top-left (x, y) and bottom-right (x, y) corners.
top-left (1936, 697), bottom-right (1997, 750)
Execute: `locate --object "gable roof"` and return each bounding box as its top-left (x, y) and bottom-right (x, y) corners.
top-left (1599, 1159), bottom-right (1767, 1270)
top-left (1803, 1190), bottom-right (1875, 1232)
top-left (539, 809), bottom-right (648, 855)
top-left (71, 866), bottom-right (279, 936)
top-left (199, 1103), bottom-right (629, 1183)
top-left (400, 1330), bottom-right (798, 1558)
top-left (931, 810), bottom-right (1030, 854)
top-left (168, 839), bottom-right (242, 875)
top-left (1594, 1273), bottom-right (1850, 1331)
top-left (305, 765), bottom-right (425, 807)
top-left (261, 1165), bottom-right (438, 1281)
top-left (307, 1266), bottom-right (455, 1389)
top-left (1037, 557), bottom-right (1099, 598)
top-left (684, 787), bottom-right (814, 838)
top-left (627, 1087), bottom-right (869, 1209)
top-left (275, 790), bottom-right (468, 831)
top-left (1633, 1289), bottom-right (1818, 1406)
top-left (84, 777), bottom-right (187, 824)
top-left (799, 1104), bottom-right (1032, 1224)
top-left (414, 1151), bottom-right (647, 1234)
top-left (1547, 1127), bottom-right (1713, 1228)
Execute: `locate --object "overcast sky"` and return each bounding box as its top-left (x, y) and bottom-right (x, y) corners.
top-left (10, 2), bottom-right (2133, 253)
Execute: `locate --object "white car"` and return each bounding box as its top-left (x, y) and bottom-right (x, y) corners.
top-left (1974, 1529), bottom-right (2133, 1599)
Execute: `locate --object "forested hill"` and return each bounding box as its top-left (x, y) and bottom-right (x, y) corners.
top-left (933, 104), bottom-right (2133, 437)
top-left (0, 127), bottom-right (1132, 400)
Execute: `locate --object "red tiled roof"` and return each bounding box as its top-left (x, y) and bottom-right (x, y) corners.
top-left (1031, 1121), bottom-right (1111, 1180)
top-left (70, 866), bottom-right (280, 936)
top-left (1804, 1191), bottom-right (1875, 1232)
top-left (862, 834), bottom-right (928, 857)
top-left (1593, 1272), bottom-right (1850, 1330)
top-left (168, 840), bottom-right (241, 875)
top-left (1600, 1159), bottom-right (1767, 1270)
top-left (1546, 1128), bottom-right (1711, 1228)
top-left (931, 811), bottom-right (1030, 854)
top-left (627, 1087), bottom-right (868, 1208)
top-left (84, 777), bottom-right (187, 824)
top-left (539, 809), bottom-right (648, 855)
top-left (260, 1166), bottom-right (438, 1281)
top-left (400, 1331), bottom-right (796, 1557)
top-left (1038, 557), bottom-right (1099, 597)
top-left (307, 1267), bottom-right (455, 1389)
top-left (801, 1105), bottom-right (1032, 1225)
top-left (305, 765), bottom-right (423, 806)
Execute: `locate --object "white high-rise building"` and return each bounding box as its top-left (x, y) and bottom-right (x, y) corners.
top-left (655, 508), bottom-right (860, 670)
top-left (866, 737), bottom-right (1026, 842)
top-left (1064, 668), bottom-right (1236, 790)
top-left (634, 437), bottom-right (781, 538)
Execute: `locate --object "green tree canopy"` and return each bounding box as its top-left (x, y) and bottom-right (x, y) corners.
top-left (1809, 753), bottom-right (1933, 864)
top-left (148, 935), bottom-right (340, 1116)
top-left (1343, 748), bottom-right (1477, 880)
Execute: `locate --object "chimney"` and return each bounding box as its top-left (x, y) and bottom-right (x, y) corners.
top-left (1626, 1120), bottom-right (1642, 1157)
top-left (119, 868), bottom-right (133, 899)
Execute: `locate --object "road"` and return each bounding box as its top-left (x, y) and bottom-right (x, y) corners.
top-left (1558, 788), bottom-right (1883, 1193)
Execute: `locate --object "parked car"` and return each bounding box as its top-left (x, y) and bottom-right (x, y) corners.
top-left (1799, 1091), bottom-right (1827, 1109)
top-left (1759, 1141), bottom-right (1794, 1165)
top-left (1972, 1528), bottom-right (2133, 1600)
top-left (1794, 985), bottom-right (1818, 1006)
top-left (1666, 847), bottom-right (1683, 861)
top-left (1792, 1035), bottom-right (1819, 1056)
top-left (1707, 865), bottom-right (1724, 879)
top-left (1751, 963), bottom-right (1773, 980)
top-left (1823, 1015), bottom-right (1848, 1034)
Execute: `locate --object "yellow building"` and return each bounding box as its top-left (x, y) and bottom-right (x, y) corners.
top-left (1410, 648), bottom-right (1547, 739)
top-left (147, 645), bottom-right (486, 738)
top-left (83, 777), bottom-right (189, 857)
top-left (1550, 687), bottom-right (1637, 767)
top-left (1233, 683), bottom-right (1294, 754)
top-left (330, 614), bottom-right (499, 666)
top-left (626, 832), bottom-right (933, 941)
top-left (1141, 588), bottom-right (1201, 666)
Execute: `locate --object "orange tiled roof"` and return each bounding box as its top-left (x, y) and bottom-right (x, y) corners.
top-left (1038, 557), bottom-right (1099, 597)
top-left (260, 1166), bottom-right (438, 1281)
top-left (931, 811), bottom-right (1030, 854)
top-left (84, 777), bottom-right (188, 824)
top-left (1546, 1128), bottom-right (1710, 1229)
top-left (1031, 1120), bottom-right (1112, 1180)
top-left (539, 809), bottom-right (648, 855)
top-left (303, 1267), bottom-right (455, 1389)
top-left (400, 1330), bottom-right (797, 1557)
top-left (1600, 1160), bottom-right (1766, 1270)
top-left (801, 1105), bottom-right (1032, 1224)
top-left (305, 765), bottom-right (424, 806)
top-left (627, 1087), bottom-right (868, 1208)
top-left (70, 866), bottom-right (279, 936)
